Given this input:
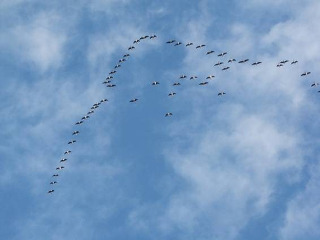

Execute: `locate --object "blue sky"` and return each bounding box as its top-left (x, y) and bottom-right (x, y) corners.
top-left (1, 0), bottom-right (320, 239)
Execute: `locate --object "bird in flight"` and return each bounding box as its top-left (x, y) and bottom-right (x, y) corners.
top-left (130, 98), bottom-right (138, 102)
top-left (218, 92), bottom-right (226, 96)
top-left (68, 140), bottom-right (76, 144)
top-left (165, 112), bottom-right (173, 117)
top-left (152, 81), bottom-right (160, 85)
top-left (186, 42), bottom-right (193, 47)
top-left (72, 131), bottom-right (79, 135)
top-left (199, 82), bottom-right (208, 85)
top-left (217, 52), bottom-right (227, 57)
top-left (238, 59), bottom-right (249, 63)
top-left (252, 61), bottom-right (262, 65)
top-left (206, 50), bottom-right (215, 55)
top-left (301, 72), bottom-right (311, 76)
top-left (168, 92), bottom-right (176, 97)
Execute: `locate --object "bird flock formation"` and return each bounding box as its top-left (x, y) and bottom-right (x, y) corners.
top-left (47, 34), bottom-right (314, 194)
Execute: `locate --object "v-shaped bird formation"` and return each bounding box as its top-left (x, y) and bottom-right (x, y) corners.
top-left (47, 34), bottom-right (315, 194)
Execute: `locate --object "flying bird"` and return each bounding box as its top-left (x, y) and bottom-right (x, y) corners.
top-left (166, 40), bottom-right (176, 44)
top-left (81, 115), bottom-right (90, 120)
top-left (100, 99), bottom-right (108, 103)
top-left (174, 42), bottom-right (182, 46)
top-left (152, 81), bottom-right (160, 85)
top-left (291, 60), bottom-right (298, 64)
top-left (218, 92), bottom-right (226, 96)
top-left (186, 42), bottom-right (193, 47)
top-left (87, 110), bottom-right (94, 114)
top-left (199, 82), bottom-right (208, 85)
top-left (196, 44), bottom-right (206, 49)
top-left (119, 58), bottom-right (126, 63)
top-left (173, 82), bottom-right (181, 86)
top-left (165, 112), bottom-right (173, 117)
top-left (56, 166), bottom-right (65, 170)
top-left (106, 76), bottom-right (113, 80)
top-left (228, 58), bottom-right (236, 63)
top-left (107, 84), bottom-right (116, 87)
top-left (280, 60), bottom-right (289, 64)
top-left (206, 50), bottom-right (215, 55)
top-left (214, 62), bottom-right (223, 66)
top-left (311, 82), bottom-right (319, 87)
top-left (218, 52), bottom-right (227, 57)
top-left (50, 181), bottom-right (57, 185)
top-left (179, 75), bottom-right (187, 79)
top-left (252, 61), bottom-right (262, 65)
top-left (238, 59), bottom-right (249, 63)
top-left (68, 140), bottom-right (76, 144)
top-left (123, 54), bottom-right (130, 58)
top-left (75, 121), bottom-right (83, 125)
top-left (222, 67), bottom-right (230, 71)
top-left (64, 151), bottom-right (71, 155)
top-left (52, 174), bottom-right (59, 177)
top-left (103, 80), bottom-right (111, 84)
top-left (133, 39), bottom-right (140, 44)
top-left (48, 190), bottom-right (54, 194)
top-left (72, 131), bottom-right (79, 135)
top-left (130, 98), bottom-right (138, 102)
top-left (128, 46), bottom-right (135, 50)
top-left (168, 92), bottom-right (176, 96)
top-left (301, 72), bottom-right (311, 76)
top-left (190, 76), bottom-right (198, 80)
top-left (109, 70), bottom-right (116, 75)
top-left (60, 158), bottom-right (67, 162)
top-left (150, 35), bottom-right (157, 39)
top-left (277, 64), bottom-right (283, 67)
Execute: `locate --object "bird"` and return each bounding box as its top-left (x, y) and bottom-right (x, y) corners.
top-left (81, 115), bottom-right (90, 120)
top-left (190, 76), bottom-right (198, 80)
top-left (301, 72), bottom-right (311, 76)
top-left (114, 64), bottom-right (121, 68)
top-left (179, 75), bottom-right (187, 79)
top-left (64, 151), bottom-right (71, 155)
top-left (107, 84), bottom-right (116, 87)
top-left (133, 39), bottom-right (140, 44)
top-left (228, 59), bottom-right (236, 63)
top-left (174, 42), bottom-right (182, 46)
top-left (103, 80), bottom-right (111, 84)
top-left (123, 54), bottom-right (130, 58)
top-left (218, 52), bottom-right (227, 57)
top-left (252, 61), bottom-right (262, 65)
top-left (130, 98), bottom-right (138, 102)
top-left (109, 70), bottom-right (116, 75)
top-left (206, 75), bottom-right (215, 79)
top-left (186, 42), bottom-right (193, 47)
top-left (280, 60), bottom-right (289, 64)
top-left (311, 82), bottom-right (319, 87)
top-left (52, 174), bottom-right (59, 177)
top-left (277, 64), bottom-right (283, 67)
top-left (199, 82), bottom-right (208, 85)
top-left (238, 59), bottom-right (249, 63)
top-left (150, 35), bottom-right (157, 39)
top-left (48, 190), bottom-right (54, 194)
top-left (56, 166), bottom-right (65, 170)
top-left (106, 76), bottom-right (113, 80)
top-left (75, 121), bottom-right (83, 125)
top-left (206, 50), bottom-right (215, 55)
top-left (128, 46), bottom-right (135, 50)
top-left (196, 44), bottom-right (206, 49)
top-left (50, 181), bottom-right (57, 185)
top-left (166, 40), bottom-right (176, 44)
top-left (291, 60), bottom-right (298, 64)
top-left (60, 158), bottom-right (67, 162)
top-left (152, 81), bottom-right (160, 85)
top-left (140, 35), bottom-right (149, 39)
top-left (173, 82), bottom-right (181, 86)
top-left (222, 67), bottom-right (230, 71)
top-left (72, 131), bottom-right (79, 135)
top-left (218, 92), bottom-right (226, 96)
top-left (214, 62), bottom-right (223, 66)
top-left (168, 92), bottom-right (176, 96)
top-left (100, 99), bottom-right (108, 103)
top-left (91, 106), bottom-right (98, 110)
top-left (87, 110), bottom-right (94, 114)
top-left (68, 140), bottom-right (76, 144)
top-left (165, 112), bottom-right (173, 117)
top-left (119, 58), bottom-right (126, 63)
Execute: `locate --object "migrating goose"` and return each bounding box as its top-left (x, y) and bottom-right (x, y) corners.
top-left (107, 84), bottom-right (116, 87)
top-left (165, 112), bottom-right (173, 117)
top-left (173, 82), bottom-right (181, 86)
top-left (48, 190), bottom-right (54, 194)
top-left (168, 92), bottom-right (176, 96)
top-left (123, 54), bottom-right (130, 58)
top-left (228, 58), bottom-right (236, 63)
top-left (277, 64), bottom-right (283, 67)
top-left (238, 59), bottom-right (249, 63)
top-left (218, 52), bottom-right (227, 57)
top-left (81, 115), bottom-right (90, 120)
top-left (196, 44), bottom-right (206, 49)
top-left (68, 140), bottom-right (76, 144)
top-left (174, 42), bottom-right (182, 46)
top-left (291, 60), bottom-right (298, 64)
top-left (119, 58), bottom-right (126, 63)
top-left (166, 40), bottom-right (176, 44)
top-left (100, 99), bottom-right (108, 103)
top-left (206, 75), bottom-right (215, 79)
top-left (103, 80), bottom-right (111, 84)
top-left (133, 39), bottom-right (140, 44)
top-left (140, 35), bottom-right (149, 39)
top-left (190, 76), bottom-right (198, 80)
top-left (60, 158), bottom-right (67, 162)
top-left (75, 121), bottom-right (83, 125)
top-left (130, 98), bottom-right (138, 102)
top-left (311, 82), bottom-right (319, 87)
top-left (206, 50), bottom-right (215, 55)
top-left (106, 76), bottom-right (113, 80)
top-left (52, 174), bottom-right (59, 177)
top-left (114, 64), bottom-right (121, 69)
top-left (179, 75), bottom-right (187, 79)
top-left (152, 81), bottom-right (160, 85)
top-left (214, 62), bottom-right (223, 66)
top-left (128, 46), bottom-right (135, 50)
top-left (150, 35), bottom-right (157, 39)
top-left (72, 131), bottom-right (79, 135)
top-left (222, 67), bottom-right (230, 71)
top-left (109, 70), bottom-right (116, 75)
top-left (91, 106), bottom-right (98, 110)
top-left (280, 60), bottom-right (289, 64)
top-left (252, 61), bottom-right (262, 65)
top-left (56, 166), bottom-right (65, 170)
top-left (199, 82), bottom-right (208, 85)
top-left (50, 181), bottom-right (57, 185)
top-left (64, 151), bottom-right (71, 155)
top-left (186, 42), bottom-right (193, 47)
top-left (87, 110), bottom-right (94, 114)
top-left (301, 72), bottom-right (311, 76)
top-left (218, 92), bottom-right (226, 96)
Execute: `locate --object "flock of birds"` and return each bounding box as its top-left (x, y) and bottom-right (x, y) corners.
top-left (47, 34), bottom-right (315, 194)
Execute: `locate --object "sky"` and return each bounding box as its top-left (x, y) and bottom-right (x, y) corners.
top-left (1, 0), bottom-right (320, 239)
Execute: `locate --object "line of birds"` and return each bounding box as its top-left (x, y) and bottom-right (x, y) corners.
top-left (48, 34), bottom-right (314, 194)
